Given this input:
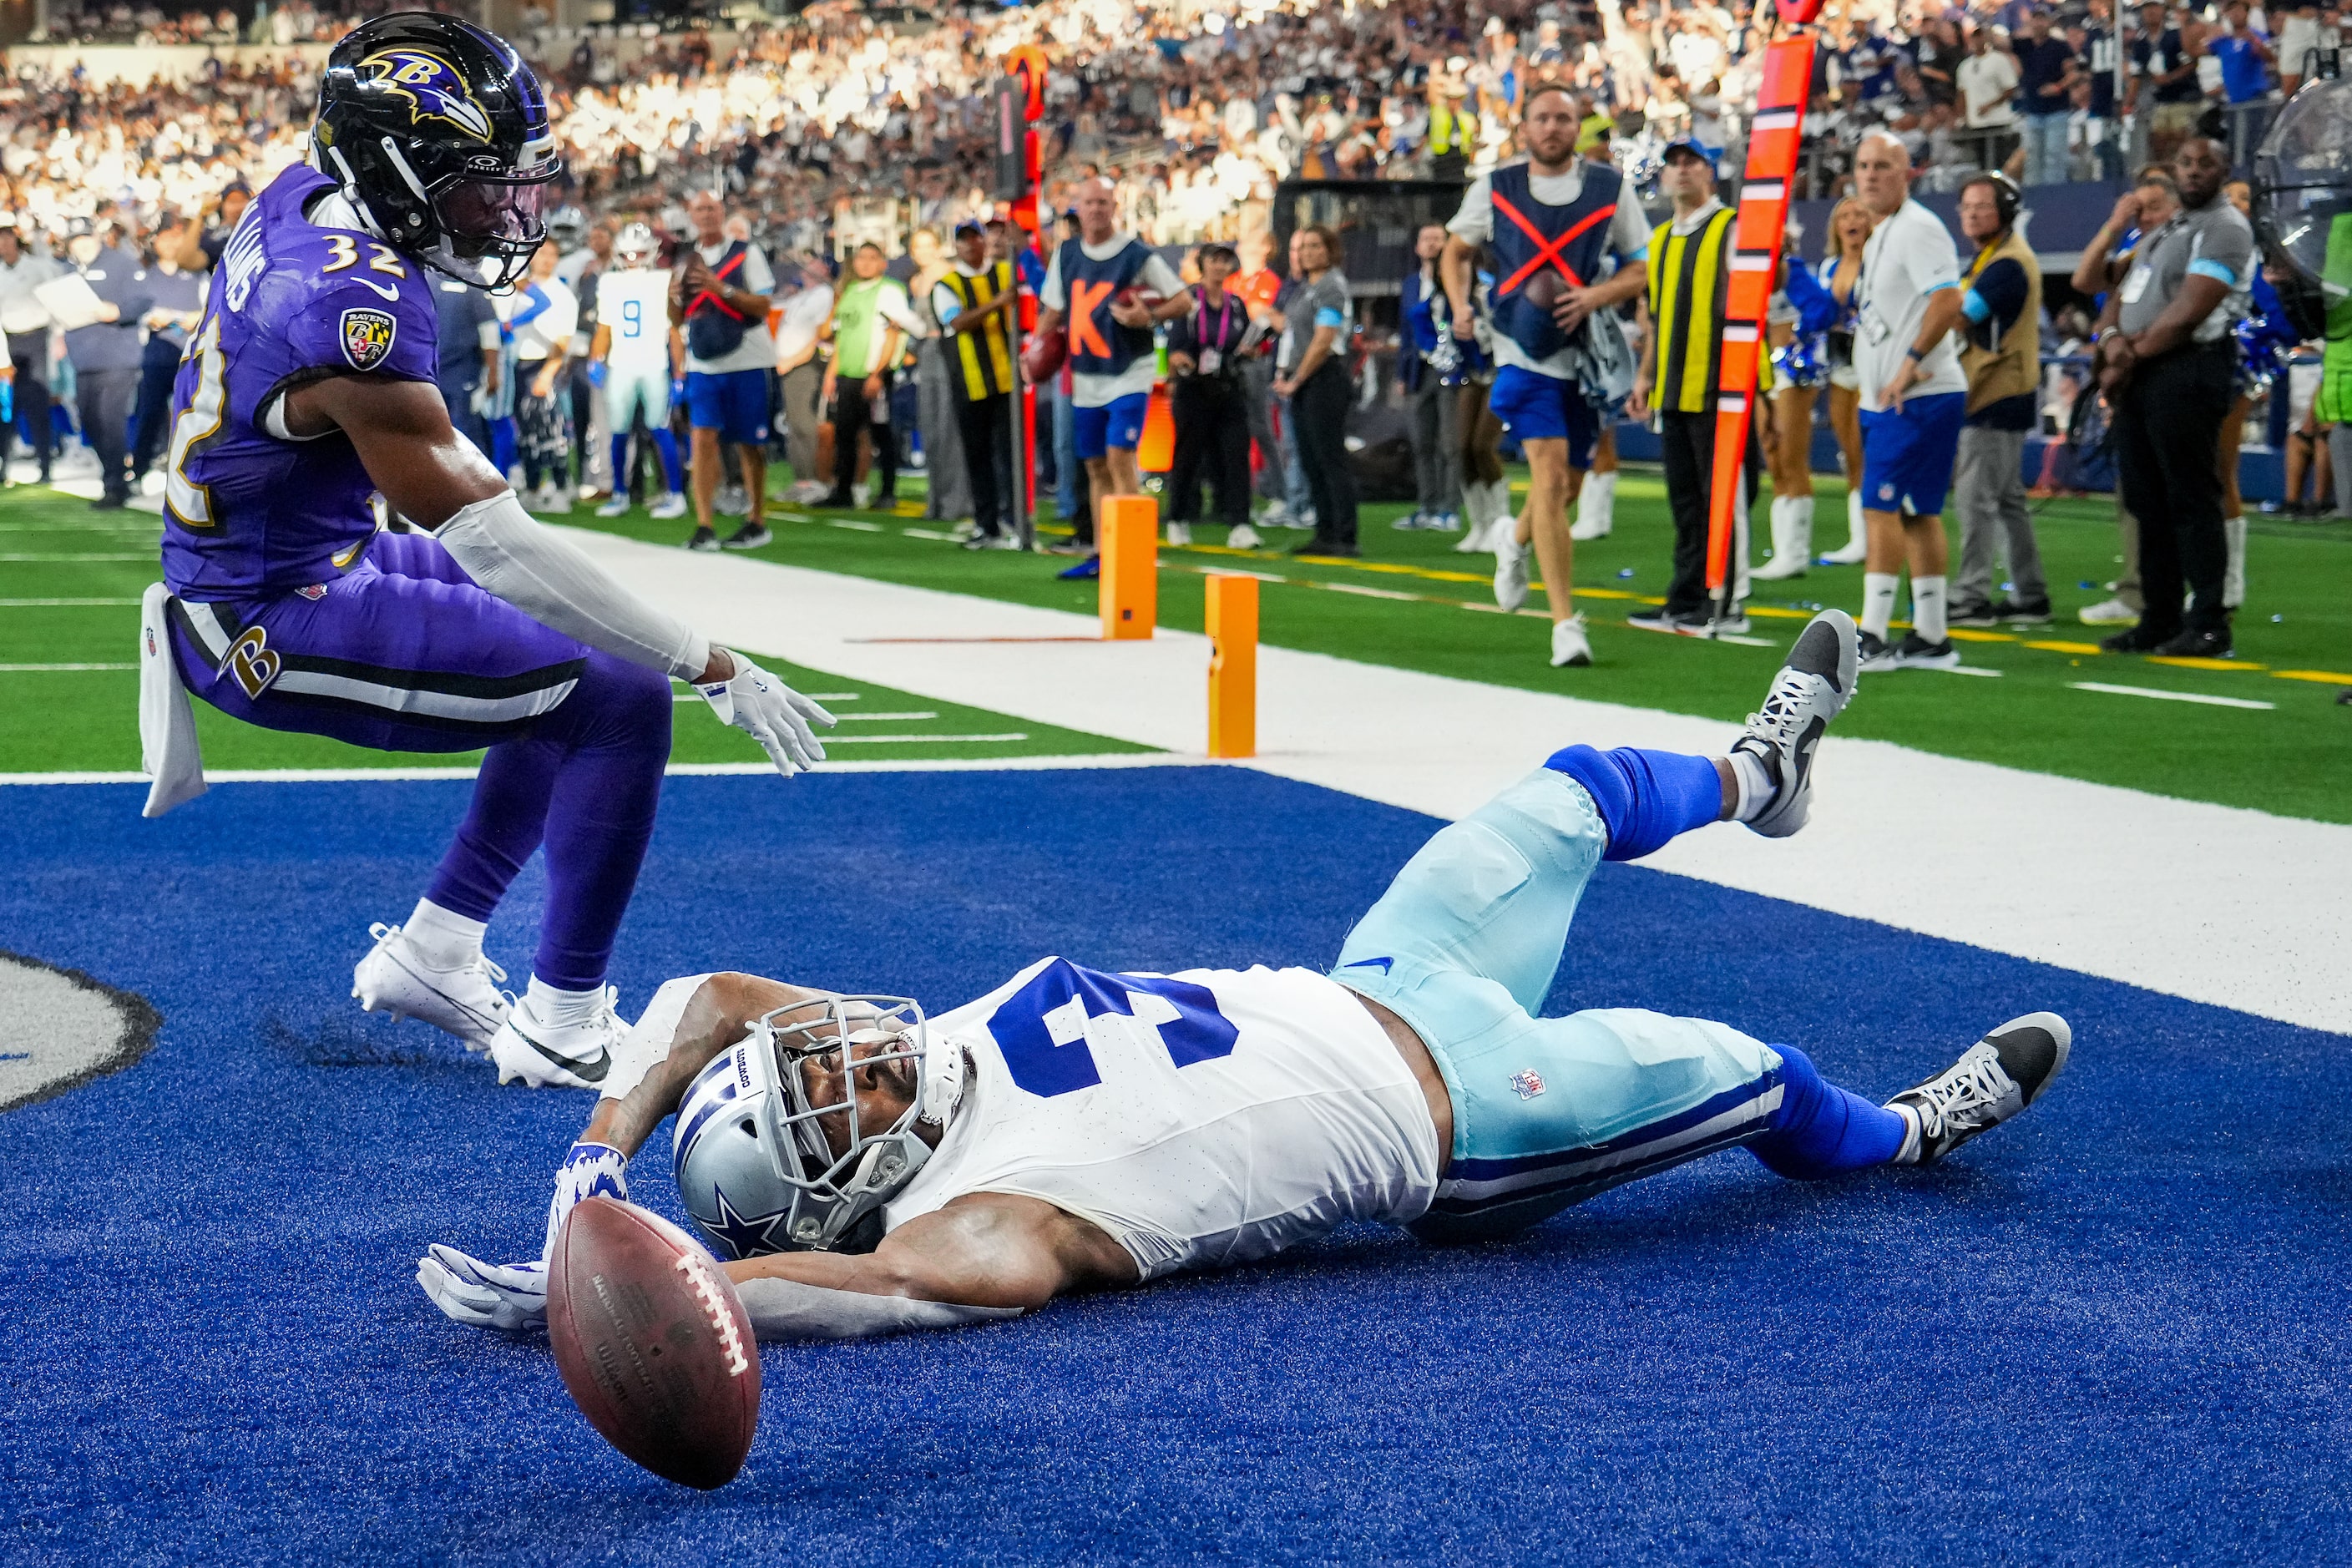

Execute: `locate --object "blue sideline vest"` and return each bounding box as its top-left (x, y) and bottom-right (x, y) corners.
top-left (1057, 237), bottom-right (1156, 378)
top-left (1487, 161), bottom-right (1623, 364)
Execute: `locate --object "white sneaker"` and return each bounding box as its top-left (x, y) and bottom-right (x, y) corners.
top-left (2078, 597), bottom-right (2140, 625)
top-left (1227, 523), bottom-right (1262, 549)
top-left (1549, 614), bottom-right (1593, 667)
top-left (648, 492), bottom-right (688, 520)
top-left (352, 923), bottom-right (509, 1051)
top-left (951, 518), bottom-right (982, 542)
top-left (1165, 521), bottom-right (1191, 546)
top-left (851, 478), bottom-right (873, 509)
top-left (1494, 530), bottom-right (1530, 612)
top-left (538, 485), bottom-right (572, 516)
top-left (1432, 510), bottom-right (1462, 533)
top-left (487, 986), bottom-right (627, 1090)
top-left (1730, 609), bottom-right (1857, 838)
top-left (716, 483), bottom-right (751, 518)
top-left (1819, 491), bottom-right (1868, 564)
top-left (594, 494), bottom-right (631, 518)
top-left (1257, 501), bottom-right (1294, 528)
top-left (1392, 508), bottom-right (1431, 531)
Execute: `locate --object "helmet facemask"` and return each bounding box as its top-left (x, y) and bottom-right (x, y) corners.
top-left (749, 994), bottom-right (940, 1251)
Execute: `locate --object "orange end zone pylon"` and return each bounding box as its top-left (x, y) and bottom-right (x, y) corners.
top-left (1704, 29), bottom-right (1817, 620)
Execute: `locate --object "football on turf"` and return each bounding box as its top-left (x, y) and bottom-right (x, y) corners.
top-left (1021, 328), bottom-right (1068, 383)
top-left (547, 1196), bottom-right (761, 1490)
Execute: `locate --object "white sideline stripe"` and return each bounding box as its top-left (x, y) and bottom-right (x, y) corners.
top-left (0, 753), bottom-right (1187, 788)
top-left (2072, 681), bottom-right (2277, 711)
top-left (822, 732), bottom-right (1028, 744)
top-left (539, 527), bottom-right (2352, 1036)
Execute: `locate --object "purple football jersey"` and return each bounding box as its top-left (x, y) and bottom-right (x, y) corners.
top-left (159, 164), bottom-right (441, 599)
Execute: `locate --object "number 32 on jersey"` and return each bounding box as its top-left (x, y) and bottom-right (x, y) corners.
top-left (987, 959), bottom-right (1237, 1099)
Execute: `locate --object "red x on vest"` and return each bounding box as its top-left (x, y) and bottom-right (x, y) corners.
top-left (688, 247), bottom-right (748, 322)
top-left (1490, 190), bottom-right (1616, 298)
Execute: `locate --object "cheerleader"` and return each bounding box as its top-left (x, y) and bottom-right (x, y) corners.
top-left (1813, 197), bottom-right (1877, 565)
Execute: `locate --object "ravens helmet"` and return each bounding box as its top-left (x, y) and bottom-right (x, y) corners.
top-left (311, 12), bottom-right (561, 290)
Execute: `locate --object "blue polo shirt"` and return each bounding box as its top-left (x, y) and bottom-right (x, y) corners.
top-left (2015, 35), bottom-right (2076, 115)
top-left (2210, 29), bottom-right (2271, 103)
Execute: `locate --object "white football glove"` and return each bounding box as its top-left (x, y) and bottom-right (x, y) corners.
top-left (417, 1246), bottom-right (548, 1331)
top-left (695, 653), bottom-right (836, 777)
top-left (417, 1141), bottom-right (629, 1333)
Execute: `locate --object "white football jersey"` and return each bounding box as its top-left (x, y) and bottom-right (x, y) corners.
top-left (595, 267), bottom-right (673, 372)
top-left (884, 959), bottom-right (1443, 1278)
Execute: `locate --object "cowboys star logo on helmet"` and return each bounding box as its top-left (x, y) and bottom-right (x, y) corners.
top-left (360, 48), bottom-right (493, 142)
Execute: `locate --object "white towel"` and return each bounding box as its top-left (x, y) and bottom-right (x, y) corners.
top-left (138, 582), bottom-right (206, 817)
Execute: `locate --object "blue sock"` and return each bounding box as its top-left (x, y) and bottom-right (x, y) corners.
top-left (609, 434), bottom-right (632, 495)
top-left (1542, 745), bottom-right (1722, 862)
top-left (1748, 1045), bottom-right (1908, 1179)
top-left (650, 429), bottom-right (684, 493)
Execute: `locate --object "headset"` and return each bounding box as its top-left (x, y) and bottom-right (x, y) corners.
top-left (1962, 169), bottom-right (2023, 232)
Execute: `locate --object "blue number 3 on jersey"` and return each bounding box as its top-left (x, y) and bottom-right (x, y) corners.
top-left (986, 959), bottom-right (1239, 1099)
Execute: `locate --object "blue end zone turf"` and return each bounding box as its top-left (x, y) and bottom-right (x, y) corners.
top-left (2, 768), bottom-right (2345, 1564)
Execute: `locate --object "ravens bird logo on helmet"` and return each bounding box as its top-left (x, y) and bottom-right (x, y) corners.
top-left (360, 48), bottom-right (494, 143)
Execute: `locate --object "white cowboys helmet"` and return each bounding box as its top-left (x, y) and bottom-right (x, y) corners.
top-left (614, 221), bottom-right (659, 267)
top-left (672, 994), bottom-right (960, 1258)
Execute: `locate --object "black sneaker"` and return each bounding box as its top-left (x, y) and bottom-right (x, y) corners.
top-left (813, 493), bottom-right (855, 509)
top-left (1626, 605), bottom-right (1687, 633)
top-left (1893, 631), bottom-right (1960, 669)
top-left (721, 523), bottom-right (772, 550)
top-left (1992, 597), bottom-right (2053, 626)
top-left (91, 492), bottom-right (129, 511)
top-left (1729, 608), bottom-right (1858, 838)
top-left (1856, 628), bottom-right (1895, 671)
top-left (1291, 537), bottom-right (1358, 557)
top-left (685, 526), bottom-right (721, 553)
top-left (2101, 624), bottom-right (2174, 654)
top-left (2155, 624), bottom-right (2233, 659)
top-left (1887, 1013), bottom-right (2071, 1166)
top-left (1947, 600), bottom-right (2000, 629)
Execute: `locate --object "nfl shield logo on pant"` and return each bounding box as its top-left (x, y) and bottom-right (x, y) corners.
top-left (1510, 1069), bottom-right (1545, 1100)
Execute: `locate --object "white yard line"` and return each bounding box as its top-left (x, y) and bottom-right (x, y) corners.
top-left (544, 527), bottom-right (2352, 1036)
top-left (2071, 681), bottom-right (2278, 711)
top-left (0, 752), bottom-right (1182, 790)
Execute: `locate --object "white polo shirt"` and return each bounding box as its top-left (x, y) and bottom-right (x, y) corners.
top-left (1854, 198), bottom-right (1968, 413)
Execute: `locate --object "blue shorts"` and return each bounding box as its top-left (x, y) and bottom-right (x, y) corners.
top-left (685, 368), bottom-right (771, 447)
top-left (1859, 391), bottom-right (1966, 518)
top-left (1071, 392), bottom-right (1149, 461)
top-left (1487, 364), bottom-right (1599, 469)
top-left (1329, 769), bottom-right (1783, 1243)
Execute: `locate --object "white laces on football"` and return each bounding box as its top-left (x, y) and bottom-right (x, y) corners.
top-left (1909, 1045), bottom-right (2016, 1138)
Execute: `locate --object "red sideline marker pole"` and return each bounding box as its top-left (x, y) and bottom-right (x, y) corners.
top-left (1704, 30), bottom-right (1817, 624)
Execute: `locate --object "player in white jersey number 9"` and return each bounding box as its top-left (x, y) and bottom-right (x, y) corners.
top-left (420, 612), bottom-right (2071, 1343)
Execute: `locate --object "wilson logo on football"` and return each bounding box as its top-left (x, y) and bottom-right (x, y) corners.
top-left (673, 1253), bottom-right (750, 1378)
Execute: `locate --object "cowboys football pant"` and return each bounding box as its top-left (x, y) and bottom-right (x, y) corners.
top-left (1330, 749), bottom-right (1904, 1243)
top-left (166, 529), bottom-right (670, 991)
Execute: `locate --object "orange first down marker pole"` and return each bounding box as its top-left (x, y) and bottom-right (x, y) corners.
top-left (1100, 494), bottom-right (1158, 640)
top-left (1205, 573), bottom-right (1257, 758)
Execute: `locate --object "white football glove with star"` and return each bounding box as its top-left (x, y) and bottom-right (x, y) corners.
top-left (696, 653), bottom-right (834, 777)
top-left (417, 1141), bottom-right (628, 1332)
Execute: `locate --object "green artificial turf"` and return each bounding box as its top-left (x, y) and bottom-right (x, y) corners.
top-left (588, 465), bottom-right (2352, 824)
top-left (0, 492), bottom-right (1147, 773)
top-left (8, 470), bottom-right (2344, 820)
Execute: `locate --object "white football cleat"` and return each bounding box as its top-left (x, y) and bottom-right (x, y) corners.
top-left (1731, 608), bottom-right (1858, 838)
top-left (487, 986), bottom-right (627, 1090)
top-left (352, 923), bottom-right (509, 1051)
top-left (648, 492), bottom-right (689, 520)
top-left (1164, 521), bottom-right (1191, 546)
top-left (1227, 523), bottom-right (1262, 549)
top-left (1494, 528), bottom-right (1530, 611)
top-left (1549, 613), bottom-right (1592, 667)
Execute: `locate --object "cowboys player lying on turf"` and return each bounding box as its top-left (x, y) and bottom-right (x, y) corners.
top-left (141, 14), bottom-right (832, 1091)
top-left (422, 613), bottom-right (2070, 1339)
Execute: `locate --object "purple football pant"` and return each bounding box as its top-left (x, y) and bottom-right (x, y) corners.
top-left (168, 530), bottom-right (671, 990)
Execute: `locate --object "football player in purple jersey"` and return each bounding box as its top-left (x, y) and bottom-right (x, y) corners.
top-left (144, 13), bottom-right (832, 1090)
